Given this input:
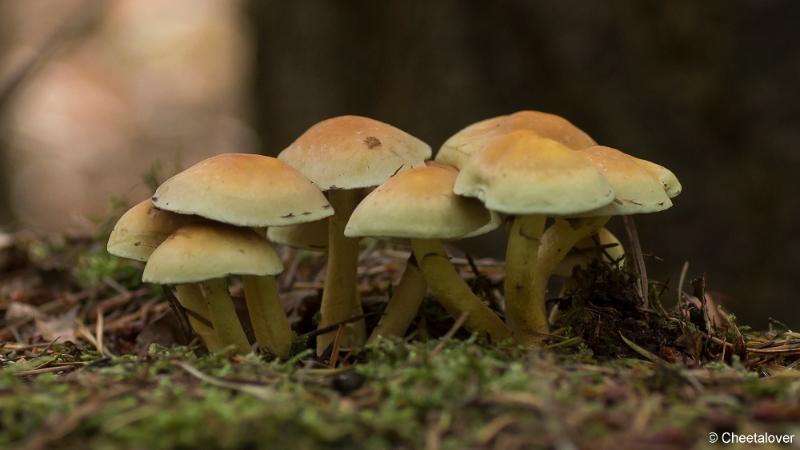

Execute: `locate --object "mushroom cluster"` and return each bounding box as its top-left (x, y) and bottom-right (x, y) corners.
top-left (107, 112), bottom-right (680, 355)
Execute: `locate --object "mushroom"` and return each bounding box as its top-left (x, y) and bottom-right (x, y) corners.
top-left (107, 199), bottom-right (220, 350)
top-left (633, 158), bottom-right (682, 198)
top-left (346, 164), bottom-right (510, 342)
top-left (527, 146), bottom-right (674, 334)
top-left (144, 223), bottom-right (284, 355)
top-left (267, 219), bottom-right (329, 252)
top-left (553, 227), bottom-right (625, 278)
top-left (278, 115), bottom-right (431, 353)
top-left (453, 130), bottom-right (615, 343)
top-left (548, 227), bottom-right (625, 325)
top-left (436, 110), bottom-right (597, 169)
top-left (151, 153), bottom-right (333, 357)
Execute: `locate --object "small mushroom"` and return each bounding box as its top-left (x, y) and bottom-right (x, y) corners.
top-left (151, 153), bottom-right (332, 357)
top-left (144, 223), bottom-right (285, 355)
top-left (454, 130), bottom-right (615, 343)
top-left (278, 115), bottom-right (431, 353)
top-left (436, 110), bottom-right (597, 169)
top-left (346, 164), bottom-right (510, 342)
top-left (528, 146), bottom-right (674, 329)
top-left (106, 199), bottom-right (220, 350)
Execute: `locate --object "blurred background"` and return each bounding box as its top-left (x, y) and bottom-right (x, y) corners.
top-left (0, 0), bottom-right (797, 327)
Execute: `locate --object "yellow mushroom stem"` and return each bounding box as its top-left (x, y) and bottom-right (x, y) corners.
top-left (411, 238), bottom-right (511, 342)
top-left (174, 284), bottom-right (223, 352)
top-left (368, 256), bottom-right (428, 343)
top-left (242, 275), bottom-right (293, 358)
top-left (202, 278), bottom-right (251, 354)
top-left (503, 214), bottom-right (547, 342)
top-left (317, 189), bottom-right (366, 354)
top-left (531, 216), bottom-right (610, 331)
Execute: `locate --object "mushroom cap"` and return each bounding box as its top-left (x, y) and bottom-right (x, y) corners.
top-left (277, 115), bottom-right (431, 190)
top-left (633, 157), bottom-right (682, 198)
top-left (267, 219), bottom-right (328, 251)
top-left (553, 227), bottom-right (625, 277)
top-left (575, 146), bottom-right (672, 217)
top-left (152, 153), bottom-right (333, 227)
top-left (453, 130), bottom-right (615, 216)
top-left (107, 199), bottom-right (198, 262)
top-left (345, 164), bottom-right (499, 240)
top-left (143, 223), bottom-right (283, 284)
top-left (437, 110), bottom-right (596, 169)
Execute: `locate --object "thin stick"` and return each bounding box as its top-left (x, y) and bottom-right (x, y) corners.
top-left (432, 312), bottom-right (469, 355)
top-left (623, 216), bottom-right (649, 308)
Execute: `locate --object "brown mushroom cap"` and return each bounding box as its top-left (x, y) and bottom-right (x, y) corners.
top-left (152, 153), bottom-right (333, 227)
top-left (143, 223), bottom-right (283, 284)
top-left (277, 115), bottom-right (431, 190)
top-left (575, 146), bottom-right (672, 217)
top-left (453, 130), bottom-right (614, 216)
top-left (345, 164), bottom-right (498, 240)
top-left (437, 110), bottom-right (596, 169)
top-left (107, 199), bottom-right (199, 262)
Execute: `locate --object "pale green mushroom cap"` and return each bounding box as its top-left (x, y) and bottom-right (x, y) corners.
top-left (278, 115), bottom-right (431, 191)
top-left (436, 110), bottom-right (597, 169)
top-left (633, 157), bottom-right (682, 198)
top-left (453, 130), bottom-right (615, 216)
top-left (107, 199), bottom-right (199, 262)
top-left (345, 164), bottom-right (499, 240)
top-left (143, 223), bottom-right (283, 284)
top-left (152, 153), bottom-right (333, 227)
top-left (575, 146), bottom-right (672, 217)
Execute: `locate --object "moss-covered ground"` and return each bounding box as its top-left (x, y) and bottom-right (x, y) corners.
top-left (1, 211), bottom-right (799, 449)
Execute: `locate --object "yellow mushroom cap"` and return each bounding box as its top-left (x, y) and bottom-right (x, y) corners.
top-left (107, 199), bottom-right (199, 262)
top-left (436, 110), bottom-right (596, 169)
top-left (143, 223), bottom-right (283, 284)
top-left (152, 153), bottom-right (333, 227)
top-left (344, 164), bottom-right (498, 240)
top-left (633, 157), bottom-right (682, 198)
top-left (453, 130), bottom-right (614, 216)
top-left (554, 228), bottom-right (625, 277)
top-left (267, 219), bottom-right (328, 251)
top-left (576, 146), bottom-right (672, 216)
top-left (278, 115), bottom-right (431, 190)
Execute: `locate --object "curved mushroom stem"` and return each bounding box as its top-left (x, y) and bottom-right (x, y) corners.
top-left (317, 189), bottom-right (366, 354)
top-left (174, 284), bottom-right (223, 351)
top-left (411, 239), bottom-right (511, 343)
top-left (203, 278), bottom-right (251, 354)
top-left (243, 275), bottom-right (293, 358)
top-left (504, 214), bottom-right (547, 342)
top-left (548, 278), bottom-right (578, 326)
top-left (368, 255), bottom-right (428, 343)
top-left (530, 216), bottom-right (610, 334)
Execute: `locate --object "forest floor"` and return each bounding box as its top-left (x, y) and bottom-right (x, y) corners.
top-left (1, 219), bottom-right (799, 450)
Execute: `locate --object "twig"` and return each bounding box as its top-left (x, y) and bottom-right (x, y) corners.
top-left (623, 216), bottom-right (649, 308)
top-left (432, 312), bottom-right (469, 355)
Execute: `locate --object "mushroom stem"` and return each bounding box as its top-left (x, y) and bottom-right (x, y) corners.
top-left (531, 216), bottom-right (610, 330)
top-left (317, 189), bottom-right (366, 354)
top-left (368, 255), bottom-right (428, 342)
top-left (174, 284), bottom-right (223, 351)
top-left (243, 275), bottom-right (293, 358)
top-left (504, 214), bottom-right (547, 342)
top-left (202, 278), bottom-right (251, 354)
top-left (411, 238), bottom-right (511, 342)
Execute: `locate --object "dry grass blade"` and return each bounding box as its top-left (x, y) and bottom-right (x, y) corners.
top-left (432, 312), bottom-right (469, 355)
